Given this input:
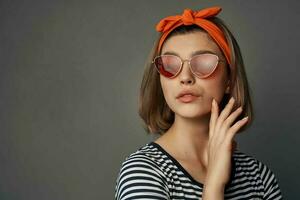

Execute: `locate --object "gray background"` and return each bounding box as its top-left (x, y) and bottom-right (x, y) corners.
top-left (0, 0), bottom-right (299, 199)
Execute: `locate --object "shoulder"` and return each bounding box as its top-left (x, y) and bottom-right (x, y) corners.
top-left (232, 149), bottom-right (277, 180)
top-left (117, 143), bottom-right (167, 178)
top-left (115, 143), bottom-right (169, 200)
top-left (232, 150), bottom-right (283, 199)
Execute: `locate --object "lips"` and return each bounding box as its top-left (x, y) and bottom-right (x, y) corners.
top-left (177, 94), bottom-right (198, 103)
top-left (176, 90), bottom-right (200, 98)
top-left (176, 90), bottom-right (200, 103)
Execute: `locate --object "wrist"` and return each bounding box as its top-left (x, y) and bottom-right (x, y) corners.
top-left (202, 184), bottom-right (225, 200)
top-left (203, 183), bottom-right (225, 193)
top-left (204, 179), bottom-right (226, 191)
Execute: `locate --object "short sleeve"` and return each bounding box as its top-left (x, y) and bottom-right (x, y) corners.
top-left (115, 154), bottom-right (170, 200)
top-left (258, 161), bottom-right (283, 200)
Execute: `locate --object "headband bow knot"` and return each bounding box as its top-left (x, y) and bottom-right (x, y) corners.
top-left (182, 9), bottom-right (194, 25)
top-left (155, 6), bottom-right (232, 66)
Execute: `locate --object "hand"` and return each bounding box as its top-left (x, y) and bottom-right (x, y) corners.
top-left (205, 97), bottom-right (248, 188)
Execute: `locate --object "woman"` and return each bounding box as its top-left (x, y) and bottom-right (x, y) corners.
top-left (115, 6), bottom-right (283, 200)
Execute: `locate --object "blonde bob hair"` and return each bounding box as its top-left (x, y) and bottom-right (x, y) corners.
top-left (138, 17), bottom-right (253, 135)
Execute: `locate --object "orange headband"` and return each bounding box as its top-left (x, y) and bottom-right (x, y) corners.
top-left (156, 6), bottom-right (231, 65)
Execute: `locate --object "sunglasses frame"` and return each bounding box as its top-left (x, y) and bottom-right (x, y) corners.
top-left (152, 53), bottom-right (226, 79)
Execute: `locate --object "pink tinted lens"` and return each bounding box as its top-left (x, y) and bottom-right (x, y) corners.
top-left (190, 54), bottom-right (219, 78)
top-left (154, 55), bottom-right (181, 78)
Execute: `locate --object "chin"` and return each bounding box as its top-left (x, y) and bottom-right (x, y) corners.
top-left (174, 106), bottom-right (210, 119)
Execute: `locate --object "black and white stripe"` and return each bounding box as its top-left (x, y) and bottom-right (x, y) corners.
top-left (115, 142), bottom-right (283, 200)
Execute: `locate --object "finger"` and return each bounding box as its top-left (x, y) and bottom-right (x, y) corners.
top-left (215, 97), bottom-right (235, 131)
top-left (209, 98), bottom-right (219, 139)
top-left (223, 106), bottom-right (243, 129)
top-left (225, 116), bottom-right (249, 142)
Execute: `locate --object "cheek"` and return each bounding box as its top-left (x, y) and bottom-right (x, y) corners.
top-left (160, 77), bottom-right (175, 105)
top-left (203, 77), bottom-right (228, 103)
top-left (205, 65), bottom-right (229, 101)
top-left (209, 82), bottom-right (226, 100)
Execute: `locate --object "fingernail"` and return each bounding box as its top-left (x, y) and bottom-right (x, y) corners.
top-left (212, 99), bottom-right (216, 106)
top-left (230, 97), bottom-right (235, 103)
top-left (242, 116), bottom-right (248, 121)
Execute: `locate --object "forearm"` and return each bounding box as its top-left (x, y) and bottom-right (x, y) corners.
top-left (202, 184), bottom-right (225, 200)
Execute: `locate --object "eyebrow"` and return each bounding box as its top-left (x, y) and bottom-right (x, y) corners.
top-left (162, 50), bottom-right (218, 57)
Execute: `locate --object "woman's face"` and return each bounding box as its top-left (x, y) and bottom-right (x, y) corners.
top-left (160, 31), bottom-right (229, 119)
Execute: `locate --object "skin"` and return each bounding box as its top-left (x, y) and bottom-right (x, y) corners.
top-left (155, 31), bottom-right (248, 199)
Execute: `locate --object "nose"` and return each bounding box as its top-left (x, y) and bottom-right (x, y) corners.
top-left (179, 60), bottom-right (195, 85)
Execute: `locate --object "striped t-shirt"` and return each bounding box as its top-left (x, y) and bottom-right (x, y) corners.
top-left (115, 142), bottom-right (283, 200)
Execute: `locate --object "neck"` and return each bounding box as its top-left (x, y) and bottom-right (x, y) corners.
top-left (159, 113), bottom-right (211, 164)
